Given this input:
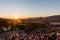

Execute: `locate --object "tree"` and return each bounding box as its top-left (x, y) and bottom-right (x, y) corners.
top-left (0, 19), bottom-right (8, 27)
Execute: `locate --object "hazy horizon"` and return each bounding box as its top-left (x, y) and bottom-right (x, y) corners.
top-left (0, 0), bottom-right (60, 18)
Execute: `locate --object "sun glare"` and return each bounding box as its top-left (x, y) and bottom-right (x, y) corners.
top-left (13, 16), bottom-right (19, 20)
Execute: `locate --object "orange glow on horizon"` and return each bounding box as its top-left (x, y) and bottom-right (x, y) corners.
top-left (13, 16), bottom-right (19, 20)
top-left (0, 16), bottom-right (32, 19)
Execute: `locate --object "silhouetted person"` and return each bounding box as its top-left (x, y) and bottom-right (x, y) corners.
top-left (11, 35), bottom-right (15, 40)
top-left (48, 33), bottom-right (57, 40)
top-left (5, 36), bottom-right (7, 40)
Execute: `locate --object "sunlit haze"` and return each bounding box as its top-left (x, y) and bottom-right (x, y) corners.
top-left (0, 0), bottom-right (60, 19)
top-left (13, 16), bottom-right (19, 19)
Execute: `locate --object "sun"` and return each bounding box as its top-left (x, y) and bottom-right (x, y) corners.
top-left (13, 16), bottom-right (19, 20)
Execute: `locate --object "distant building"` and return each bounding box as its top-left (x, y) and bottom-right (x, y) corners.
top-left (50, 22), bottom-right (60, 32)
top-left (50, 22), bottom-right (60, 25)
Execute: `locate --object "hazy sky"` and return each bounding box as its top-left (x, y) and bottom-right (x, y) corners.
top-left (0, 0), bottom-right (60, 18)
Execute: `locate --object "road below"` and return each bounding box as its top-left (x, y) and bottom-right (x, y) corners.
top-left (0, 31), bottom-right (20, 40)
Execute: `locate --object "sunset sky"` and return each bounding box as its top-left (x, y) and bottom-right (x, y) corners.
top-left (0, 0), bottom-right (60, 18)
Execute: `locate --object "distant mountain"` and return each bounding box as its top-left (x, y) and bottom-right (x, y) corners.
top-left (20, 15), bottom-right (60, 22)
top-left (45, 15), bottom-right (60, 22)
top-left (0, 15), bottom-right (60, 23)
top-left (47, 15), bottom-right (60, 19)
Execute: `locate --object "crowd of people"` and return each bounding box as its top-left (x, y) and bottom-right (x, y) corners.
top-left (5, 32), bottom-right (60, 40)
